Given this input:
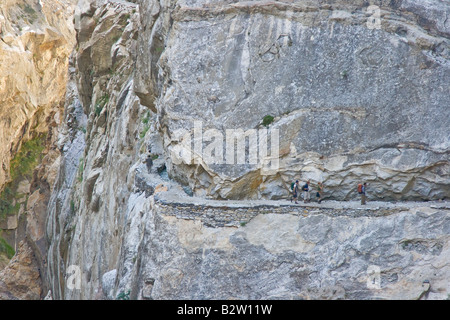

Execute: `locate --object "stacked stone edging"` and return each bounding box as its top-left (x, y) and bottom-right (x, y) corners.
top-left (153, 193), bottom-right (450, 228)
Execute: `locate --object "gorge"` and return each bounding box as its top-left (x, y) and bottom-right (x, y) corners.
top-left (0, 0), bottom-right (449, 300)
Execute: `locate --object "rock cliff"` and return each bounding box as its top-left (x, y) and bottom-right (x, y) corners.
top-left (0, 0), bottom-right (449, 300)
top-left (0, 0), bottom-right (76, 298)
top-left (148, 0), bottom-right (450, 201)
top-left (0, 0), bottom-right (75, 190)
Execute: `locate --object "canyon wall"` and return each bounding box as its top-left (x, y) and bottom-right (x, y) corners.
top-left (44, 0), bottom-right (449, 300)
top-left (0, 0), bottom-right (75, 190)
top-left (0, 0), bottom-right (448, 300)
top-left (149, 0), bottom-right (450, 201)
top-left (0, 0), bottom-right (76, 298)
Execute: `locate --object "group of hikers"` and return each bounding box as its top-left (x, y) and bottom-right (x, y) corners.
top-left (290, 180), bottom-right (323, 204)
top-left (290, 180), bottom-right (368, 205)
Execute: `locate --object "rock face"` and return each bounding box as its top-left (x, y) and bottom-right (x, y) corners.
top-left (45, 0), bottom-right (145, 300)
top-left (38, 0), bottom-right (449, 301)
top-left (148, 0), bottom-right (450, 201)
top-left (1, 0), bottom-right (448, 300)
top-left (117, 199), bottom-right (450, 300)
top-left (0, 241), bottom-right (42, 300)
top-left (0, 0), bottom-right (76, 247)
top-left (0, 0), bottom-right (75, 190)
top-left (0, 0), bottom-right (76, 298)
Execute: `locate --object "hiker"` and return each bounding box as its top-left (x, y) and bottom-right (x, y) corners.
top-left (302, 180), bottom-right (310, 203)
top-left (145, 153), bottom-right (153, 173)
top-left (316, 182), bottom-right (323, 203)
top-left (358, 182), bottom-right (367, 205)
top-left (290, 180), bottom-right (299, 204)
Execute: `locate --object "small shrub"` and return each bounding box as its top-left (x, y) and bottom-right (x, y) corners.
top-left (77, 157), bottom-right (84, 182)
top-left (94, 94), bottom-right (110, 117)
top-left (154, 46), bottom-right (164, 54)
top-left (140, 125), bottom-right (150, 139)
top-left (0, 238), bottom-right (15, 259)
top-left (23, 4), bottom-right (36, 15)
top-left (0, 198), bottom-right (14, 217)
top-left (23, 4), bottom-right (38, 24)
top-left (10, 135), bottom-right (46, 181)
top-left (142, 111), bottom-right (150, 125)
top-left (94, 105), bottom-right (103, 116)
top-left (140, 112), bottom-right (151, 138)
top-left (262, 115), bottom-right (274, 127)
top-left (116, 290), bottom-right (130, 300)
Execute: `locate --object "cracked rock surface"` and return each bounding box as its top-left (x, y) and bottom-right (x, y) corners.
top-left (148, 0), bottom-right (450, 200)
top-left (2, 0), bottom-right (449, 300)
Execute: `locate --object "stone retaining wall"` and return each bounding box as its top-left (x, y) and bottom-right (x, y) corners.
top-left (153, 195), bottom-right (448, 228)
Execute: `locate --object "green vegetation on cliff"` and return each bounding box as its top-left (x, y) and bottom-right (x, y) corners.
top-left (10, 133), bottom-right (46, 181)
top-left (0, 237), bottom-right (15, 259)
top-left (0, 134), bottom-right (46, 218)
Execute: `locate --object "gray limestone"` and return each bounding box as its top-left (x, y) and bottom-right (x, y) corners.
top-left (40, 0), bottom-right (450, 301)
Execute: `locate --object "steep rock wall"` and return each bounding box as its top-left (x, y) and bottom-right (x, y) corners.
top-left (41, 0), bottom-right (450, 301)
top-left (45, 0), bottom-right (146, 299)
top-left (0, 0), bottom-right (75, 190)
top-left (135, 0), bottom-right (450, 201)
top-left (0, 0), bottom-right (76, 299)
top-left (115, 196), bottom-right (450, 300)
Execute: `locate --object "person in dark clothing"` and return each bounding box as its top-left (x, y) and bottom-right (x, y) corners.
top-left (145, 153), bottom-right (153, 173)
top-left (361, 182), bottom-right (367, 205)
top-left (291, 180), bottom-right (299, 204)
top-left (302, 180), bottom-right (310, 203)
